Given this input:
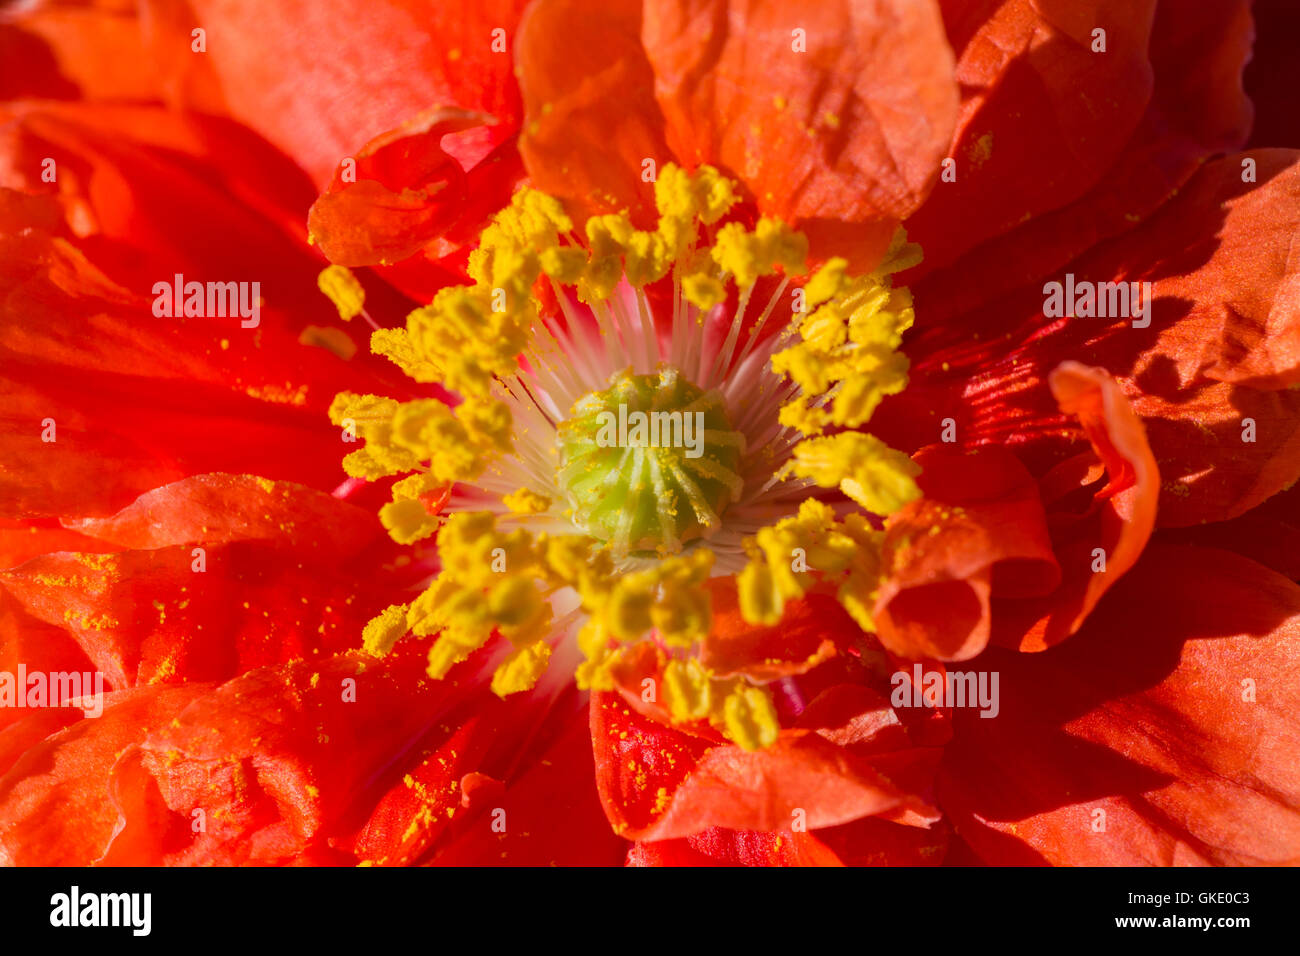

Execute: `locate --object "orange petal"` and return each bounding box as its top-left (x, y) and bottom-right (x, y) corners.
top-left (0, 476), bottom-right (404, 690)
top-left (700, 581), bottom-right (844, 681)
top-left (0, 0), bottom-right (222, 107)
top-left (515, 0), bottom-right (672, 227)
top-left (591, 684), bottom-right (938, 842)
top-left (883, 151), bottom-right (1296, 529)
top-left (183, 0), bottom-right (530, 187)
top-left (905, 0), bottom-right (1159, 273)
top-left (995, 362), bottom-right (1159, 651)
top-left (0, 684), bottom-right (213, 865)
top-left (643, 0), bottom-right (958, 267)
top-left (875, 444), bottom-right (1061, 661)
top-left (909, 0), bottom-right (1254, 323)
top-left (1065, 150), bottom-right (1300, 524)
top-left (307, 108), bottom-right (522, 267)
top-left (940, 544), bottom-right (1300, 865)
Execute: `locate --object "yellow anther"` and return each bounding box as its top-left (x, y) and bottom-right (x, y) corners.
top-left (503, 488), bottom-right (551, 514)
top-left (370, 328), bottom-right (442, 383)
top-left (722, 684), bottom-right (780, 751)
top-left (690, 166), bottom-right (740, 224)
top-left (650, 582), bottom-right (710, 647)
top-left (873, 227), bottom-right (924, 277)
top-left (652, 164), bottom-right (699, 225)
top-left (389, 399), bottom-right (454, 454)
top-left (455, 397), bottom-right (513, 453)
top-left (623, 230), bottom-right (673, 286)
top-left (585, 213), bottom-right (635, 258)
top-left (682, 272), bottom-right (726, 311)
top-left (711, 221), bottom-right (764, 288)
top-left (754, 217), bottom-right (808, 275)
top-left (317, 264), bottom-right (365, 321)
top-left (487, 576), bottom-right (543, 630)
top-left (545, 536), bottom-right (600, 585)
top-left (391, 471), bottom-right (445, 500)
top-left (653, 163), bottom-right (739, 228)
top-left (491, 640), bottom-right (552, 697)
top-left (539, 245), bottom-right (587, 283)
top-left (710, 217), bottom-right (804, 288)
top-left (580, 254), bottom-right (624, 303)
top-left (379, 497), bottom-right (442, 544)
top-left (361, 603), bottom-right (409, 656)
top-left (799, 306), bottom-right (847, 352)
top-left (328, 392), bottom-right (396, 434)
top-left (662, 658), bottom-right (712, 721)
top-left (737, 560), bottom-right (783, 626)
top-left (789, 432), bottom-right (921, 515)
top-left (803, 258), bottom-right (848, 310)
top-left (427, 627), bottom-right (490, 680)
top-left (605, 581), bottom-right (654, 641)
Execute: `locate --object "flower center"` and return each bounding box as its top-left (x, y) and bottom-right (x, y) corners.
top-left (321, 161), bottom-right (926, 751)
top-left (556, 366), bottom-right (745, 555)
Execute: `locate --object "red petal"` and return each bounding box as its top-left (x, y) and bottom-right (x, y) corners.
top-left (0, 518), bottom-right (112, 570)
top-left (63, 474), bottom-right (379, 551)
top-left (627, 811), bottom-right (949, 866)
top-left (0, 592), bottom-right (96, 738)
top-left (1160, 481), bottom-right (1300, 581)
top-left (910, 0), bottom-right (1254, 322)
top-left (1243, 0), bottom-right (1300, 150)
top-left (0, 684), bottom-right (212, 865)
top-left (876, 444), bottom-right (1060, 661)
top-left (906, 0), bottom-right (1159, 273)
top-left (0, 0), bottom-right (222, 107)
top-left (701, 581), bottom-right (845, 680)
top-left (422, 693), bottom-right (628, 866)
top-left (515, 0), bottom-right (673, 227)
top-left (0, 476), bottom-right (403, 689)
top-left (628, 827), bottom-right (844, 866)
top-left (591, 689), bottom-right (936, 841)
top-left (183, 0), bottom-right (529, 187)
top-left (939, 543), bottom-right (1300, 865)
top-left (307, 108), bottom-right (524, 267)
top-left (93, 645), bottom-right (475, 865)
top-left (0, 103), bottom-right (318, 287)
top-left (643, 0), bottom-right (958, 267)
top-left (994, 362), bottom-right (1158, 651)
top-left (0, 194), bottom-right (405, 518)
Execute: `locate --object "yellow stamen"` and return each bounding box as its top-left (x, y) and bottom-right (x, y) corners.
top-left (317, 264), bottom-right (365, 320)
top-left (327, 164), bottom-right (924, 752)
top-left (503, 488), bottom-right (551, 515)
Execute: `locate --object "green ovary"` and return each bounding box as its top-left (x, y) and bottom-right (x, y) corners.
top-left (556, 367), bottom-right (746, 555)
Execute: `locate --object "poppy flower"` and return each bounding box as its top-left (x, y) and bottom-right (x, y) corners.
top-left (0, 0), bottom-right (1297, 868)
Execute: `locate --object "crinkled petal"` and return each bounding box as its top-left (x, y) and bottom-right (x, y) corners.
top-left (939, 544), bottom-right (1300, 866)
top-left (876, 444), bottom-right (1060, 661)
top-left (0, 476), bottom-right (403, 690)
top-left (182, 0), bottom-right (529, 186)
top-left (308, 108), bottom-right (525, 268)
top-left (591, 683), bottom-right (939, 842)
top-left (515, 0), bottom-right (673, 228)
top-left (909, 0), bottom-right (1254, 321)
top-left (906, 0), bottom-right (1159, 273)
top-left (642, 0), bottom-right (958, 267)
